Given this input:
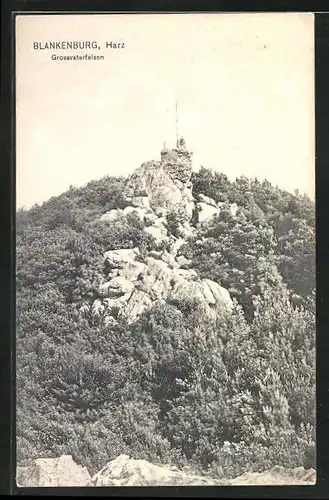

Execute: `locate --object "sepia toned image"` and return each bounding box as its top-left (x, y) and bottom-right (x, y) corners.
top-left (15, 12), bottom-right (316, 487)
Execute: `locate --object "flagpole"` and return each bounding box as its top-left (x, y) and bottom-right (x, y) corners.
top-left (175, 98), bottom-right (179, 148)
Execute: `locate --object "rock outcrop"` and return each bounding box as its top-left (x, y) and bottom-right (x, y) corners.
top-left (227, 466), bottom-right (316, 486)
top-left (16, 455), bottom-right (92, 487)
top-left (91, 455), bottom-right (222, 486)
top-left (85, 139), bottom-right (237, 324)
top-left (17, 454), bottom-right (316, 487)
top-left (91, 246), bottom-right (233, 324)
top-left (123, 138), bottom-right (194, 221)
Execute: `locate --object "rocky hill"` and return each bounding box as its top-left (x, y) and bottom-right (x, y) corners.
top-left (16, 140), bottom-right (316, 484)
top-left (86, 138), bottom-right (236, 325)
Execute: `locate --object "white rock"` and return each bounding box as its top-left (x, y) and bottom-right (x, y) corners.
top-left (171, 280), bottom-right (205, 303)
top-left (123, 151), bottom-right (194, 222)
top-left (176, 255), bottom-right (192, 268)
top-left (177, 221), bottom-right (194, 239)
top-left (149, 250), bottom-right (163, 259)
top-left (104, 248), bottom-right (139, 268)
top-left (103, 296), bottom-right (127, 309)
top-left (203, 279), bottom-right (233, 308)
top-left (144, 224), bottom-right (167, 244)
top-left (230, 203), bottom-right (239, 217)
top-left (161, 250), bottom-right (179, 269)
top-left (198, 194), bottom-right (217, 207)
top-left (99, 277), bottom-right (134, 298)
top-left (122, 290), bottom-right (153, 322)
top-left (16, 455), bottom-right (91, 487)
top-left (92, 454), bottom-right (221, 486)
top-left (154, 216), bottom-right (168, 228)
top-left (199, 281), bottom-right (218, 305)
top-left (118, 260), bottom-right (147, 282)
top-left (197, 202), bottom-right (220, 223)
top-left (169, 238), bottom-right (186, 257)
top-left (177, 269), bottom-right (198, 279)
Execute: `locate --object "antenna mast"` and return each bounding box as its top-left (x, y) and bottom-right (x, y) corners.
top-left (175, 98), bottom-right (179, 148)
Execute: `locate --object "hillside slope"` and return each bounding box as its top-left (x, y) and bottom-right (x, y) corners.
top-left (16, 145), bottom-right (315, 481)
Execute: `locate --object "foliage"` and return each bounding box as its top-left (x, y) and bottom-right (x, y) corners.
top-left (16, 170), bottom-right (315, 478)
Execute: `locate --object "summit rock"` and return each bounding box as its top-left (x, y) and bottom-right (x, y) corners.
top-left (123, 139), bottom-right (194, 220)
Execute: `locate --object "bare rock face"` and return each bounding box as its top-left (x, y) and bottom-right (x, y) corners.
top-left (195, 196), bottom-right (239, 224)
top-left (99, 277), bottom-right (134, 299)
top-left (122, 140), bottom-right (194, 221)
top-left (104, 248), bottom-right (140, 269)
top-left (197, 202), bottom-right (221, 223)
top-left (91, 454), bottom-right (222, 486)
top-left (16, 455), bottom-right (92, 487)
top-left (143, 220), bottom-right (168, 244)
top-left (92, 248), bottom-right (233, 324)
top-left (85, 141), bottom-right (237, 325)
top-left (203, 279), bottom-right (233, 308)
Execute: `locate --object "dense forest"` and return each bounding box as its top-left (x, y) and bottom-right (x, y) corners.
top-left (16, 168), bottom-right (315, 479)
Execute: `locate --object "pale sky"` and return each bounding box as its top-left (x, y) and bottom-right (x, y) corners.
top-left (16, 13), bottom-right (315, 209)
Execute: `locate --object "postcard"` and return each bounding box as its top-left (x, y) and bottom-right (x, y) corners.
top-left (15, 12), bottom-right (315, 487)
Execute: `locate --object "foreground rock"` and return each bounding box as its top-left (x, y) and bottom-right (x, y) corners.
top-left (93, 456), bottom-right (316, 487)
top-left (227, 466), bottom-right (316, 485)
top-left (17, 454), bottom-right (316, 487)
top-left (16, 455), bottom-right (92, 487)
top-left (92, 455), bottom-right (222, 486)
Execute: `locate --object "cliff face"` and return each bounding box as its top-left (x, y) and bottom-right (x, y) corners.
top-left (81, 140), bottom-right (236, 325)
top-left (123, 142), bottom-right (194, 220)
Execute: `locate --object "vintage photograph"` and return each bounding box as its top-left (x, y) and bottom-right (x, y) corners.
top-left (15, 13), bottom-right (316, 487)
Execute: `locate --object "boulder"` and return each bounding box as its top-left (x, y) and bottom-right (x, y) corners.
top-left (227, 467), bottom-right (316, 485)
top-left (16, 455), bottom-right (92, 487)
top-left (149, 250), bottom-right (163, 260)
top-left (144, 224), bottom-right (167, 244)
top-left (203, 279), bottom-right (233, 309)
top-left (94, 245), bottom-right (234, 323)
top-left (115, 260), bottom-right (147, 282)
top-left (176, 268), bottom-right (198, 280)
top-left (139, 257), bottom-right (174, 300)
top-left (161, 250), bottom-right (180, 269)
top-left (170, 279), bottom-right (210, 304)
top-left (104, 248), bottom-right (139, 268)
top-left (122, 289), bottom-right (153, 322)
top-left (99, 277), bottom-right (134, 298)
top-left (91, 454), bottom-right (221, 486)
top-left (122, 142), bottom-right (194, 222)
top-left (169, 237), bottom-right (186, 257)
top-left (197, 202), bottom-right (220, 223)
